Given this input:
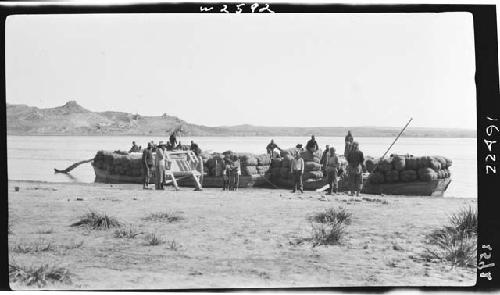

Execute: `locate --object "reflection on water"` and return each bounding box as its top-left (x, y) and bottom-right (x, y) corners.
top-left (7, 135), bottom-right (477, 198)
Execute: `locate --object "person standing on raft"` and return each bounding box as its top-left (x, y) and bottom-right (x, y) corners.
top-left (344, 130), bottom-right (354, 157)
top-left (129, 141), bottom-right (141, 153)
top-left (142, 142), bottom-right (154, 189)
top-left (347, 141), bottom-right (364, 196)
top-left (155, 141), bottom-right (166, 190)
top-left (306, 135), bottom-right (319, 153)
top-left (290, 152), bottom-right (304, 193)
top-left (266, 139), bottom-right (279, 159)
top-left (326, 147), bottom-right (340, 195)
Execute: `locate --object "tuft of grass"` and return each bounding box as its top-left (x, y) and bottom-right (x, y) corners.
top-left (449, 205), bottom-right (477, 236)
top-left (70, 211), bottom-right (120, 230)
top-left (143, 211), bottom-right (184, 223)
top-left (310, 207), bottom-right (352, 225)
top-left (424, 206), bottom-right (477, 267)
top-left (311, 221), bottom-right (345, 247)
top-left (144, 233), bottom-right (165, 246)
top-left (35, 228), bottom-right (54, 235)
top-left (11, 240), bottom-right (55, 254)
top-left (167, 240), bottom-right (179, 251)
top-left (62, 240), bottom-right (84, 250)
top-left (9, 263), bottom-right (71, 287)
top-left (114, 227), bottom-right (141, 239)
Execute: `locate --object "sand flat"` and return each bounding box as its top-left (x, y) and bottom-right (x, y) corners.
top-left (8, 180), bottom-right (476, 289)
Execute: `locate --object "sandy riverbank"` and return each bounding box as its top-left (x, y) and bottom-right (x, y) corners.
top-left (8, 180), bottom-right (476, 289)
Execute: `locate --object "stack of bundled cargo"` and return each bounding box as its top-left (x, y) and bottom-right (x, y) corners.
top-left (270, 149), bottom-right (323, 184)
top-left (93, 150), bottom-right (143, 177)
top-left (367, 155), bottom-right (452, 184)
top-left (203, 152), bottom-right (271, 178)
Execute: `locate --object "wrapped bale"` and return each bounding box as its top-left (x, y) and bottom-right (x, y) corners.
top-left (405, 157), bottom-right (418, 171)
top-left (256, 154), bottom-right (271, 166)
top-left (418, 167), bottom-right (438, 181)
top-left (400, 170), bottom-right (417, 182)
top-left (257, 165), bottom-right (270, 174)
top-left (304, 162), bottom-right (322, 172)
top-left (429, 157), bottom-right (441, 171)
top-left (240, 154), bottom-right (258, 166)
top-left (280, 167), bottom-right (290, 179)
top-left (445, 157), bottom-right (453, 168)
top-left (368, 171), bottom-right (385, 184)
top-left (242, 165), bottom-right (258, 176)
top-left (271, 167), bottom-right (281, 178)
top-left (271, 158), bottom-right (282, 168)
top-left (281, 155), bottom-right (293, 168)
top-left (433, 156), bottom-right (447, 169)
top-left (365, 157), bottom-right (378, 173)
top-left (301, 150), bottom-right (321, 163)
top-left (303, 170), bottom-right (323, 180)
top-left (384, 170), bottom-right (399, 183)
top-left (392, 155), bottom-right (406, 171)
top-left (378, 158), bottom-right (393, 172)
top-left (416, 156), bottom-right (432, 169)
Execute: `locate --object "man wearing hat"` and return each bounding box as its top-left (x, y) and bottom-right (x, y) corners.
top-left (347, 141), bottom-right (364, 196)
top-left (155, 141), bottom-right (166, 190)
top-left (142, 142), bottom-right (154, 189)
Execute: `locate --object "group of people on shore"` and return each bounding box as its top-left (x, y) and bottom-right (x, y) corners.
top-left (266, 131), bottom-right (364, 196)
top-left (221, 154), bottom-right (241, 191)
top-left (134, 138), bottom-right (203, 190)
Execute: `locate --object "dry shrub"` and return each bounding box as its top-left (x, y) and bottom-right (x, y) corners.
top-left (145, 233), bottom-right (165, 246)
top-left (70, 211), bottom-right (120, 230)
top-left (143, 211), bottom-right (184, 223)
top-left (9, 263), bottom-right (71, 288)
top-left (311, 221), bottom-right (345, 247)
top-left (424, 206), bottom-right (477, 267)
top-left (310, 207), bottom-right (352, 225)
top-left (11, 240), bottom-right (55, 254)
top-left (114, 227), bottom-right (141, 239)
top-left (35, 228), bottom-right (54, 235)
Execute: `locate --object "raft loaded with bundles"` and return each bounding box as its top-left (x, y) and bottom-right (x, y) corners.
top-left (361, 155), bottom-right (452, 196)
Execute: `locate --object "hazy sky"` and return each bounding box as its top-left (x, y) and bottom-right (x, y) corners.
top-left (6, 13), bottom-right (476, 129)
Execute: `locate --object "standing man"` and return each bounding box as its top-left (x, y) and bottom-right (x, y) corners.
top-left (141, 142), bottom-right (154, 189)
top-left (347, 141), bottom-right (364, 196)
top-left (290, 152), bottom-right (304, 193)
top-left (266, 139), bottom-right (278, 159)
top-left (169, 132), bottom-right (178, 150)
top-left (155, 141), bottom-right (166, 190)
top-left (306, 135), bottom-right (319, 153)
top-left (326, 147), bottom-right (340, 195)
top-left (129, 141), bottom-right (140, 153)
top-left (344, 130), bottom-right (354, 157)
top-left (320, 145), bottom-right (330, 172)
top-left (230, 155), bottom-right (241, 191)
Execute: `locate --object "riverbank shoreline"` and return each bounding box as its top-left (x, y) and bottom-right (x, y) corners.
top-left (8, 180), bottom-right (476, 289)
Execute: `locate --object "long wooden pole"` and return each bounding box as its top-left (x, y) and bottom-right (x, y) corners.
top-left (380, 117), bottom-right (413, 159)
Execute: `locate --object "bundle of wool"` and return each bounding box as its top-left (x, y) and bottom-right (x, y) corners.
top-left (239, 154), bottom-right (258, 166)
top-left (378, 158), bottom-right (393, 172)
top-left (279, 167), bottom-right (290, 179)
top-left (303, 171), bottom-right (323, 180)
top-left (281, 155), bottom-right (293, 168)
top-left (256, 154), bottom-right (271, 166)
top-left (392, 155), bottom-right (406, 171)
top-left (271, 167), bottom-right (281, 178)
top-left (364, 157), bottom-right (378, 173)
top-left (429, 157), bottom-right (441, 171)
top-left (384, 170), bottom-right (400, 183)
top-left (304, 162), bottom-right (322, 172)
top-left (242, 165), bottom-right (258, 176)
top-left (300, 150), bottom-right (321, 163)
top-left (399, 170), bottom-right (417, 182)
top-left (368, 172), bottom-right (385, 184)
top-left (405, 157), bottom-right (418, 170)
top-left (271, 158), bottom-right (282, 168)
top-left (418, 167), bottom-right (438, 181)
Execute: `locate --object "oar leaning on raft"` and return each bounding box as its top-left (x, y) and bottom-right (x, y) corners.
top-left (315, 117), bottom-right (413, 192)
top-left (54, 158), bottom-right (94, 173)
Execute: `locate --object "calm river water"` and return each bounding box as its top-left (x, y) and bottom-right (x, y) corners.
top-left (7, 136), bottom-right (477, 198)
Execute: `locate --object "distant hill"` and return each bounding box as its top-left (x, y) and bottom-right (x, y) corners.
top-left (6, 101), bottom-right (476, 138)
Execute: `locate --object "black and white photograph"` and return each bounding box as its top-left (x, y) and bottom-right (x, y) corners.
top-left (3, 1), bottom-right (497, 290)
